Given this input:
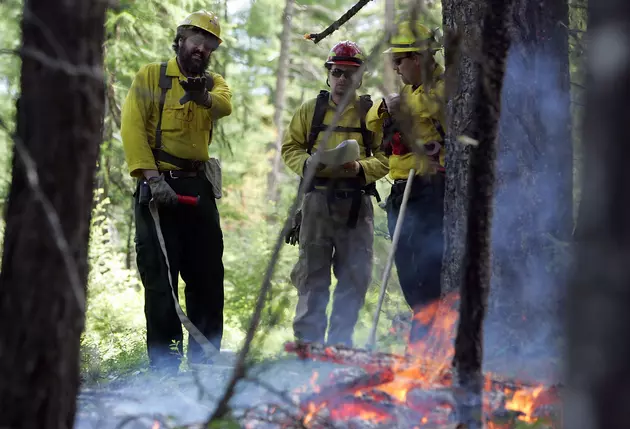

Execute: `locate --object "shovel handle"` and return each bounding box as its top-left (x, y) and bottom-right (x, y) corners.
top-left (177, 195), bottom-right (200, 206)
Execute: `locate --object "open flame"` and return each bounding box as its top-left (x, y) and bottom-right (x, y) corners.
top-left (286, 291), bottom-right (561, 428)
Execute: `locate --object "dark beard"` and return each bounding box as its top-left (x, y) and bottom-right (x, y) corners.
top-left (178, 49), bottom-right (210, 76)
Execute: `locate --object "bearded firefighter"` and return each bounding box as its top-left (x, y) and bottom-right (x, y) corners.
top-left (366, 22), bottom-right (446, 345)
top-left (120, 10), bottom-right (232, 372)
top-left (281, 41), bottom-right (389, 347)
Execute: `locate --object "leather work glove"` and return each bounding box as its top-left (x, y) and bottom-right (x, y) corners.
top-left (148, 174), bottom-right (178, 205)
top-left (179, 76), bottom-right (212, 106)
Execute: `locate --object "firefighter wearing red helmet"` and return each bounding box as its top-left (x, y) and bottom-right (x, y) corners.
top-left (281, 40), bottom-right (389, 347)
top-left (325, 40), bottom-right (366, 67)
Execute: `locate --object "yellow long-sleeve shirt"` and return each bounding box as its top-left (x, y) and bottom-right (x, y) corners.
top-left (281, 93), bottom-right (389, 185)
top-left (366, 65), bottom-right (446, 180)
top-left (121, 57), bottom-right (232, 177)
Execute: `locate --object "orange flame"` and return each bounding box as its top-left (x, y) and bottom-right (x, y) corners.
top-left (329, 402), bottom-right (391, 423)
top-left (291, 291), bottom-right (560, 427)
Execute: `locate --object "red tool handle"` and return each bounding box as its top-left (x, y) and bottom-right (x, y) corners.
top-left (177, 195), bottom-right (200, 206)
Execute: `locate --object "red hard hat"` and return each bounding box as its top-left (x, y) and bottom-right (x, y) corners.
top-left (325, 41), bottom-right (365, 67)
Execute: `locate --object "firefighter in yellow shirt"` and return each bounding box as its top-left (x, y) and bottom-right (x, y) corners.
top-left (282, 41), bottom-right (389, 347)
top-left (120, 10), bottom-right (232, 372)
top-left (366, 22), bottom-right (446, 345)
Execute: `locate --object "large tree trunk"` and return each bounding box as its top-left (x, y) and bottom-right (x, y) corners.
top-left (447, 0), bottom-right (512, 427)
top-left (267, 0), bottom-right (295, 205)
top-left (487, 0), bottom-right (573, 368)
top-left (0, 0), bottom-right (107, 427)
top-left (441, 0), bottom-right (485, 297)
top-left (565, 0), bottom-right (630, 427)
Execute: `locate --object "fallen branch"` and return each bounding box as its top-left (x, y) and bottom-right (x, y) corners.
top-left (304, 0), bottom-right (373, 44)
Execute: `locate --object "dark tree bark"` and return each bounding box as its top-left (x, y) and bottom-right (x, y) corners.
top-left (565, 0), bottom-right (630, 427)
top-left (488, 0), bottom-right (573, 362)
top-left (267, 0), bottom-right (295, 204)
top-left (445, 0), bottom-right (512, 427)
top-left (0, 0), bottom-right (107, 427)
top-left (441, 0), bottom-right (485, 297)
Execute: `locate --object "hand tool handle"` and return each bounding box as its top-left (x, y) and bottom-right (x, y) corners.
top-left (177, 195), bottom-right (200, 206)
top-left (366, 168), bottom-right (416, 350)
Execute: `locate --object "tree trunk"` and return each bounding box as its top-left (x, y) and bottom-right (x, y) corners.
top-left (487, 0), bottom-right (573, 365)
top-left (565, 0), bottom-right (630, 427)
top-left (267, 0), bottom-right (295, 205)
top-left (441, 0), bottom-right (485, 297)
top-left (0, 0), bottom-right (106, 427)
top-left (445, 0), bottom-right (512, 426)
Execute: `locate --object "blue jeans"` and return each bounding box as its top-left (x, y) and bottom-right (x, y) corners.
top-left (387, 176), bottom-right (444, 342)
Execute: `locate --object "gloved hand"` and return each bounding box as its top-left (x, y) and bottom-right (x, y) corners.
top-left (179, 76), bottom-right (212, 106)
top-left (285, 209), bottom-right (302, 246)
top-left (148, 174), bottom-right (178, 205)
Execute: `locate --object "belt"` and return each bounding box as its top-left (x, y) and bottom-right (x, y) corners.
top-left (394, 173), bottom-right (444, 186)
top-left (161, 170), bottom-right (200, 179)
top-left (153, 149), bottom-right (204, 172)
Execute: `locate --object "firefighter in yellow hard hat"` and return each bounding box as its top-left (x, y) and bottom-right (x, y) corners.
top-left (120, 10), bottom-right (232, 372)
top-left (281, 41), bottom-right (389, 347)
top-left (366, 21), bottom-right (446, 347)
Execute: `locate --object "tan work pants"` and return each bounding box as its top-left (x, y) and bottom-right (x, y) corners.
top-left (290, 190), bottom-right (374, 346)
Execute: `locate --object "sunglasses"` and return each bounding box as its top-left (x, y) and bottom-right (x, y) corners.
top-left (330, 68), bottom-right (357, 79)
top-left (392, 54), bottom-right (413, 66)
top-left (185, 32), bottom-right (220, 51)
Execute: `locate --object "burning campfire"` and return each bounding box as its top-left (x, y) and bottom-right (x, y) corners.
top-left (247, 291), bottom-right (561, 428)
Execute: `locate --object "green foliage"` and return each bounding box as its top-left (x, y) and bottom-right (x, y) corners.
top-left (0, 0), bottom-right (21, 202)
top-left (0, 0), bottom-right (487, 382)
top-left (81, 193), bottom-right (147, 382)
top-left (0, 0), bottom-right (438, 379)
top-left (205, 417), bottom-right (242, 429)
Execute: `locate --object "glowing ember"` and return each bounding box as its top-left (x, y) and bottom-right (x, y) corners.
top-left (329, 400), bottom-right (392, 423)
top-left (504, 385), bottom-right (544, 421)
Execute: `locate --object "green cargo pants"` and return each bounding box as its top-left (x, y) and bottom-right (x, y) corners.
top-left (290, 190), bottom-right (374, 347)
top-left (134, 173), bottom-right (224, 370)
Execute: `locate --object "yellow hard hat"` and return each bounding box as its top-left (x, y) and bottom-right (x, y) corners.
top-left (178, 10), bottom-right (222, 44)
top-left (384, 21), bottom-right (438, 54)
